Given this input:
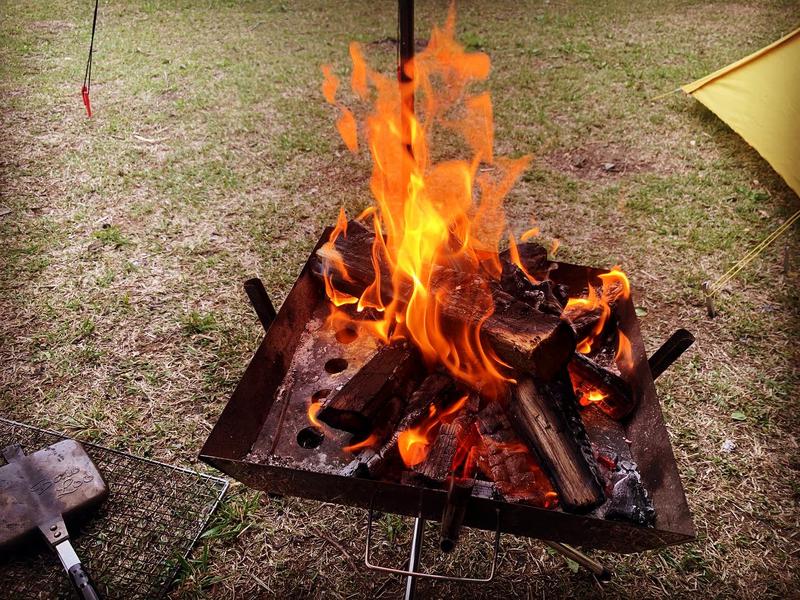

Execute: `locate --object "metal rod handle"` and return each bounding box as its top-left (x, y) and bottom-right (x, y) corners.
top-left (243, 278), bottom-right (276, 332)
top-left (545, 541), bottom-right (612, 581)
top-left (648, 328), bottom-right (695, 380)
top-left (364, 508), bottom-right (501, 584)
top-left (404, 517), bottom-right (425, 600)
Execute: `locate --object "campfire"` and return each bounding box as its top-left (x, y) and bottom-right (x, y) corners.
top-left (311, 10), bottom-right (645, 521)
top-left (201, 2), bottom-right (695, 572)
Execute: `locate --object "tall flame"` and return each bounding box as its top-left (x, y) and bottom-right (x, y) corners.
top-left (321, 7), bottom-right (530, 395)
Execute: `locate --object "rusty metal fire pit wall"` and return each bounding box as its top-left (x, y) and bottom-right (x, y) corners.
top-left (200, 228), bottom-right (695, 554)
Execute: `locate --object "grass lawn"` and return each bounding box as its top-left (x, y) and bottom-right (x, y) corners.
top-left (1, 1), bottom-right (798, 598)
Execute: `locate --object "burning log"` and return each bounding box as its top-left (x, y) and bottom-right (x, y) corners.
top-left (474, 402), bottom-right (558, 507)
top-left (411, 393), bottom-right (480, 483)
top-left (317, 341), bottom-right (421, 435)
top-left (316, 221), bottom-right (576, 380)
top-left (569, 352), bottom-right (637, 420)
top-left (340, 372), bottom-right (456, 478)
top-left (412, 422), bottom-right (461, 483)
top-left (564, 305), bottom-right (608, 343)
top-left (498, 244), bottom-right (567, 316)
top-left (509, 374), bottom-right (605, 512)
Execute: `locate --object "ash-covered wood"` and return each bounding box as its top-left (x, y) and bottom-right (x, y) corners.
top-left (509, 374), bottom-right (605, 512)
top-left (474, 402), bottom-right (557, 506)
top-left (569, 352), bottom-right (637, 420)
top-left (315, 221), bottom-right (576, 380)
top-left (601, 459), bottom-right (655, 526)
top-left (317, 342), bottom-right (421, 435)
top-left (582, 408), bottom-right (655, 527)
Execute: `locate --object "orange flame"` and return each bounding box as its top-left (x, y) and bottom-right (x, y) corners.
top-left (307, 401), bottom-right (323, 428)
top-left (564, 267), bottom-right (630, 354)
top-left (615, 329), bottom-right (634, 371)
top-left (343, 433), bottom-right (379, 453)
top-left (520, 225), bottom-right (540, 242)
top-left (320, 7), bottom-right (530, 396)
top-left (398, 395), bottom-right (467, 467)
top-left (507, 234), bottom-right (539, 284)
top-left (549, 238), bottom-right (560, 258)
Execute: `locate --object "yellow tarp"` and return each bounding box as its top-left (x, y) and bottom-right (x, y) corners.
top-left (682, 27), bottom-right (800, 197)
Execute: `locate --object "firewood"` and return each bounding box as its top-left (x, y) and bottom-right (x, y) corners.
top-left (474, 402), bottom-right (558, 507)
top-left (568, 352), bottom-right (637, 420)
top-left (339, 372), bottom-right (456, 477)
top-left (509, 374), bottom-right (605, 512)
top-left (498, 244), bottom-right (567, 315)
top-left (315, 221), bottom-right (576, 381)
top-left (412, 422), bottom-right (460, 482)
top-left (317, 342), bottom-right (421, 435)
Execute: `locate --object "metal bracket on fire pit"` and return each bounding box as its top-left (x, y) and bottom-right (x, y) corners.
top-left (365, 509), bottom-right (501, 589)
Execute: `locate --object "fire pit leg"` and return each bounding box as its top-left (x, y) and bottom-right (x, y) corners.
top-left (544, 541), bottom-right (612, 581)
top-left (404, 516), bottom-right (425, 600)
top-left (243, 278), bottom-right (277, 332)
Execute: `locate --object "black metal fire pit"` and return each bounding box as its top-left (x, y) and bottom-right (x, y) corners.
top-left (200, 228), bottom-right (694, 562)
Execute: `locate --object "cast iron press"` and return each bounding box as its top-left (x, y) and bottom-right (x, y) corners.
top-left (0, 439), bottom-right (107, 599)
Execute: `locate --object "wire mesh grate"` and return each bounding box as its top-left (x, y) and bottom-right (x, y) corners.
top-left (0, 418), bottom-right (228, 599)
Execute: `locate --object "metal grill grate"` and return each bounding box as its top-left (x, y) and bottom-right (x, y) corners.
top-left (0, 418), bottom-right (228, 599)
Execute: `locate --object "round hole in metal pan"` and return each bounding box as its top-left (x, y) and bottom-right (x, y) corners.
top-left (297, 427), bottom-right (325, 449)
top-left (324, 358), bottom-right (348, 374)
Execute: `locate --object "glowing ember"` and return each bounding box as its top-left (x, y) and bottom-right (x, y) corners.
top-left (578, 388), bottom-right (607, 407)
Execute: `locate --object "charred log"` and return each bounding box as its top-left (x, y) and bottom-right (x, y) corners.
top-left (412, 392), bottom-right (481, 484)
top-left (317, 342), bottom-right (421, 435)
top-left (498, 245), bottom-right (567, 316)
top-left (509, 374), bottom-right (605, 512)
top-left (412, 422), bottom-right (460, 483)
top-left (340, 372), bottom-right (456, 477)
top-left (315, 221), bottom-right (576, 380)
top-left (569, 352), bottom-right (637, 420)
top-left (498, 242), bottom-right (553, 280)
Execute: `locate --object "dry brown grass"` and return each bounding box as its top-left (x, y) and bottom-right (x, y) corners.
top-left (1, 1), bottom-right (798, 598)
